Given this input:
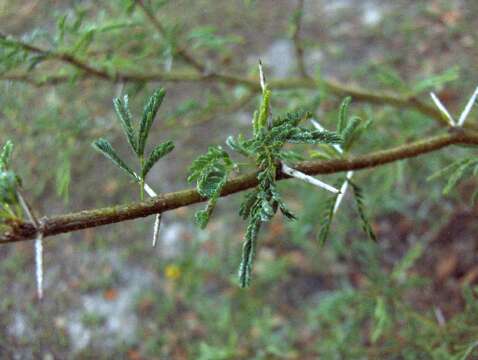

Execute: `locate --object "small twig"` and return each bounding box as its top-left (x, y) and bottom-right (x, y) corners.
top-left (291, 0), bottom-right (308, 78)
top-left (135, 0), bottom-right (205, 73)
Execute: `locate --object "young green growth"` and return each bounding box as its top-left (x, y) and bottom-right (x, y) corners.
top-left (314, 99), bottom-right (376, 245)
top-left (93, 87), bottom-right (174, 199)
top-left (187, 146), bottom-right (235, 229)
top-left (92, 88), bottom-right (174, 246)
top-left (0, 141), bottom-right (22, 222)
top-left (225, 79), bottom-right (342, 287)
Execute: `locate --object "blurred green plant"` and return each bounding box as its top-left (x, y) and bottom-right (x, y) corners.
top-left (0, 140), bottom-right (22, 227)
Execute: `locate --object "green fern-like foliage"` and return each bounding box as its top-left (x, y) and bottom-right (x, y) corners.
top-left (0, 140), bottom-right (22, 224)
top-left (316, 97), bottom-right (376, 244)
top-left (428, 157), bottom-right (478, 201)
top-left (227, 98), bottom-right (342, 287)
top-left (349, 180), bottom-right (377, 242)
top-left (188, 86), bottom-right (342, 287)
top-left (187, 146), bottom-right (235, 229)
top-left (92, 88), bottom-right (174, 200)
top-left (317, 180), bottom-right (342, 247)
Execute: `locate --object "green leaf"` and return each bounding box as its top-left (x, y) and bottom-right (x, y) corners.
top-left (443, 160), bottom-right (474, 194)
top-left (56, 153), bottom-right (71, 203)
top-left (188, 146), bottom-right (234, 229)
top-left (92, 138), bottom-right (136, 180)
top-left (317, 192), bottom-right (340, 246)
top-left (427, 158), bottom-right (471, 182)
top-left (259, 197), bottom-right (275, 222)
top-left (342, 116), bottom-right (362, 150)
top-left (410, 66), bottom-right (459, 96)
top-left (272, 109), bottom-right (311, 128)
top-left (194, 168), bottom-right (227, 228)
top-left (138, 88), bottom-right (166, 157)
top-left (187, 146), bottom-right (232, 183)
top-left (253, 88), bottom-right (271, 135)
top-left (113, 94), bottom-right (137, 154)
top-left (337, 96), bottom-right (352, 133)
top-left (226, 134), bottom-right (253, 157)
top-left (238, 217), bottom-right (261, 288)
top-left (142, 140), bottom-right (174, 178)
top-left (239, 190), bottom-right (259, 220)
top-left (287, 128), bottom-right (342, 144)
top-left (197, 167), bottom-right (226, 198)
top-left (391, 243), bottom-right (424, 282)
top-left (0, 170), bottom-right (19, 205)
top-left (188, 25), bottom-right (242, 50)
top-left (350, 180), bottom-right (376, 241)
top-left (371, 296), bottom-right (389, 343)
top-left (194, 209), bottom-right (210, 229)
top-left (0, 140), bottom-right (14, 171)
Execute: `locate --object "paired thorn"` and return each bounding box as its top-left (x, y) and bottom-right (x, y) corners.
top-left (135, 174), bottom-right (162, 247)
top-left (430, 86), bottom-right (478, 127)
top-left (311, 118), bottom-right (354, 213)
top-left (144, 183), bottom-right (162, 247)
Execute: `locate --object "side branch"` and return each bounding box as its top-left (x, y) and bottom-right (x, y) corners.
top-left (0, 33), bottom-right (449, 127)
top-left (2, 130), bottom-right (477, 244)
top-left (135, 0), bottom-right (206, 72)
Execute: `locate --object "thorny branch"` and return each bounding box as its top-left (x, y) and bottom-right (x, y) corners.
top-left (2, 129), bottom-right (477, 244)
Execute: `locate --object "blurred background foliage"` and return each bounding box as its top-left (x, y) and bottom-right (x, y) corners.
top-left (1, 0), bottom-right (478, 358)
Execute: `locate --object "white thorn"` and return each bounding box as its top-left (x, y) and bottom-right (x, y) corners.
top-left (35, 233), bottom-right (43, 300)
top-left (434, 306), bottom-right (446, 327)
top-left (143, 182), bottom-right (157, 197)
top-left (333, 171), bottom-right (354, 214)
top-left (134, 173), bottom-right (161, 247)
top-left (311, 119), bottom-right (343, 154)
top-left (310, 119), bottom-right (325, 132)
top-left (430, 92), bottom-right (456, 126)
top-left (258, 59), bottom-right (266, 92)
top-left (281, 163), bottom-right (339, 193)
top-left (457, 86), bottom-right (478, 126)
top-left (152, 214), bottom-right (161, 247)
